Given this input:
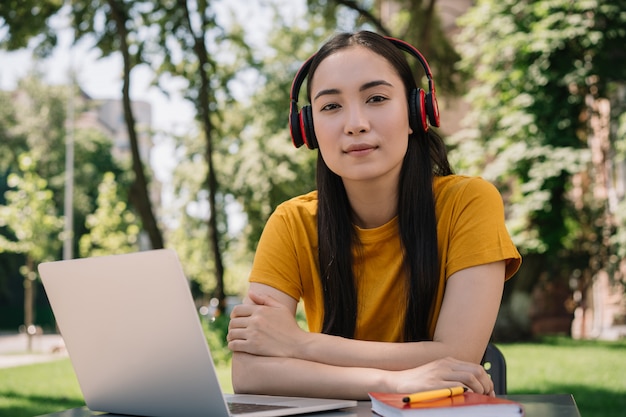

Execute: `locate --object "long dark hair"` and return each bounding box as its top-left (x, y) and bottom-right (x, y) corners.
top-left (307, 31), bottom-right (453, 342)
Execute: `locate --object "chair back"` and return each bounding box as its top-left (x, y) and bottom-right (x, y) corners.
top-left (481, 343), bottom-right (507, 395)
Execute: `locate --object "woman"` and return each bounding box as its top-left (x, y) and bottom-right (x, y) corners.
top-left (227, 31), bottom-right (521, 400)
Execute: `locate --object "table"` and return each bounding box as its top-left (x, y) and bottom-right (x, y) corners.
top-left (36, 394), bottom-right (581, 417)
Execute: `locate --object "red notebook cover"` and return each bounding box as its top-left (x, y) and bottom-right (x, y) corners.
top-left (368, 391), bottom-right (524, 417)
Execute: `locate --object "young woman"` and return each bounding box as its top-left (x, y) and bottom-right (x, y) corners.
top-left (227, 31), bottom-right (521, 400)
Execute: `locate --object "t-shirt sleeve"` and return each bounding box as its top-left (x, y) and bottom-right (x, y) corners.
top-left (248, 207), bottom-right (304, 301)
top-left (248, 194), bottom-right (322, 302)
top-left (442, 178), bottom-right (521, 280)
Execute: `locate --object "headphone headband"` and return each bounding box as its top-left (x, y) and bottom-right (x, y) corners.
top-left (384, 37), bottom-right (434, 81)
top-left (289, 35), bottom-right (440, 149)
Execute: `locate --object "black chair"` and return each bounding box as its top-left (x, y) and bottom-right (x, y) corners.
top-left (481, 343), bottom-right (507, 395)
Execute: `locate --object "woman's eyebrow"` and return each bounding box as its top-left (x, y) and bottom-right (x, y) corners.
top-left (313, 80), bottom-right (394, 102)
top-left (360, 80), bottom-right (393, 91)
top-left (313, 88), bottom-right (340, 102)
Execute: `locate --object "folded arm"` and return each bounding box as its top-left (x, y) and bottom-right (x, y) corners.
top-left (231, 352), bottom-right (492, 400)
top-left (228, 261), bottom-right (504, 397)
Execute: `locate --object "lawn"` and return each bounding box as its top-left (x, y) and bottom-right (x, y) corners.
top-left (501, 337), bottom-right (626, 417)
top-left (0, 337), bottom-right (624, 417)
top-left (0, 359), bottom-right (83, 417)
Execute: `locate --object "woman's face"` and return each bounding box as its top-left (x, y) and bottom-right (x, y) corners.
top-left (310, 45), bottom-right (412, 186)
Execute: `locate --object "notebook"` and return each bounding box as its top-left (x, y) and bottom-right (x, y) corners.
top-left (38, 249), bottom-right (357, 417)
top-left (368, 391), bottom-right (523, 417)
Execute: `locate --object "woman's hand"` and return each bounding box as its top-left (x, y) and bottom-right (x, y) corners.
top-left (228, 291), bottom-right (308, 358)
top-left (391, 357), bottom-right (495, 397)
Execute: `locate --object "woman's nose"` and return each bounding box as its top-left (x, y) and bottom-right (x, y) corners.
top-left (344, 105), bottom-right (370, 135)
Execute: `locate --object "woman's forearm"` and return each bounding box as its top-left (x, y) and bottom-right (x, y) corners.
top-left (231, 352), bottom-right (389, 400)
top-left (231, 351), bottom-right (495, 400)
top-left (296, 332), bottom-right (476, 370)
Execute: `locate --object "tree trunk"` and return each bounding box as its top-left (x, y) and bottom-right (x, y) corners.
top-left (578, 77), bottom-right (615, 338)
top-left (107, 0), bottom-right (164, 250)
top-left (23, 255), bottom-right (35, 352)
top-left (179, 0), bottom-right (226, 308)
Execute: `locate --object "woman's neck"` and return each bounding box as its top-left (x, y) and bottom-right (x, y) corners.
top-left (343, 179), bottom-right (399, 229)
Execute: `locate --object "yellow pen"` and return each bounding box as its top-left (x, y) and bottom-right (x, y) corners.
top-left (402, 386), bottom-right (467, 403)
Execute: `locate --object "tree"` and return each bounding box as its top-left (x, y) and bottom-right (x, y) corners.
top-left (0, 74), bottom-right (133, 329)
top-left (3, 75), bottom-right (132, 256)
top-left (222, 13), bottom-right (323, 253)
top-left (453, 0), bottom-right (626, 339)
top-left (160, 129), bottom-right (213, 298)
top-left (3, 1), bottom-right (259, 308)
top-left (0, 0), bottom-right (62, 56)
top-left (79, 172), bottom-right (140, 257)
top-left (307, 0), bottom-right (465, 94)
top-left (0, 154), bottom-right (63, 350)
top-left (147, 0), bottom-right (265, 309)
top-left (72, 0), bottom-right (164, 249)
top-left (0, 1), bottom-right (164, 250)
top-left (152, 0), bottom-right (229, 306)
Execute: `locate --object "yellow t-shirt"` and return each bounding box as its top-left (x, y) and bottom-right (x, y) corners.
top-left (249, 175), bottom-right (521, 341)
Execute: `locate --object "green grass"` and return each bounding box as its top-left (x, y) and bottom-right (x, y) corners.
top-left (500, 337), bottom-right (626, 417)
top-left (1, 337), bottom-right (625, 417)
top-left (0, 359), bottom-right (83, 417)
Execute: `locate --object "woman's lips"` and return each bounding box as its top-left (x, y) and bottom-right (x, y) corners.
top-left (345, 143), bottom-right (376, 154)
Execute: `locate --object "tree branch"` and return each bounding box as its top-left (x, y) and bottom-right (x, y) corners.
top-left (333, 0), bottom-right (391, 36)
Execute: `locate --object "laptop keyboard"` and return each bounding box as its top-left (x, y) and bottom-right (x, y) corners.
top-left (228, 401), bottom-right (295, 414)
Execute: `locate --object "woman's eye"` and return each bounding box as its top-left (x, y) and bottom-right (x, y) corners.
top-left (368, 95), bottom-right (388, 103)
top-left (320, 103), bottom-right (340, 111)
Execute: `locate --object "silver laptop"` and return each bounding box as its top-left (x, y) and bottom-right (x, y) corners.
top-left (38, 249), bottom-right (357, 417)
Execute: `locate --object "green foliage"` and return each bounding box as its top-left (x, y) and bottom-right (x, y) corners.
top-left (305, 0), bottom-right (466, 95)
top-left (451, 0), bottom-right (626, 338)
top-left (71, 127), bottom-right (134, 240)
top-left (78, 172), bottom-right (140, 257)
top-left (0, 73), bottom-right (135, 319)
top-left (453, 0), bottom-right (626, 263)
top-left (71, 0), bottom-right (151, 64)
top-left (381, 0), bottom-right (465, 95)
top-left (0, 90), bottom-right (25, 173)
top-left (0, 0), bottom-right (63, 56)
top-left (0, 153), bottom-right (63, 329)
top-left (166, 179), bottom-right (214, 294)
top-left (145, 0), bottom-right (266, 299)
top-left (9, 75), bottom-right (67, 183)
top-left (1, 75), bottom-right (132, 256)
top-left (221, 12), bottom-right (323, 253)
top-left (201, 313), bottom-right (232, 367)
top-left (0, 154), bottom-right (63, 263)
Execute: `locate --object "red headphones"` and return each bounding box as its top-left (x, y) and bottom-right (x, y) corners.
top-left (289, 36), bottom-right (440, 149)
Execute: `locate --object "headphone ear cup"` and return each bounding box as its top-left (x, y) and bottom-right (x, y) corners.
top-left (425, 91), bottom-right (440, 128)
top-left (290, 101), bottom-right (305, 148)
top-left (409, 88), bottom-right (428, 133)
top-left (301, 105), bottom-right (318, 149)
